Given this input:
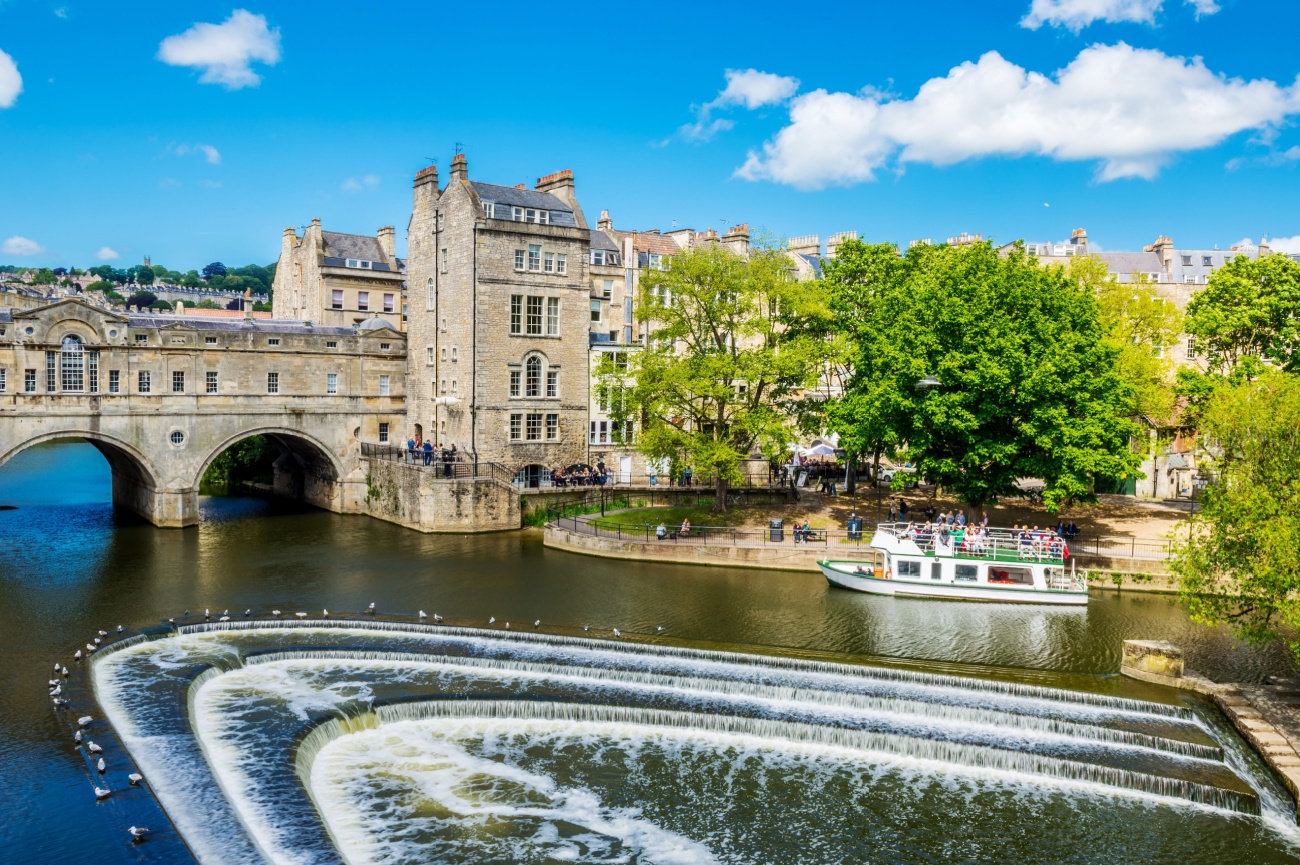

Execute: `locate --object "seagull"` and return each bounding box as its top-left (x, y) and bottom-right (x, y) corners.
top-left (74, 650), bottom-right (82, 661)
top-left (433, 614), bottom-right (443, 623)
top-left (295, 612), bottom-right (307, 619)
top-left (54, 662), bottom-right (61, 672)
top-left (419, 610), bottom-right (427, 620)
top-left (97, 757), bottom-right (106, 774)
top-left (583, 625), bottom-right (590, 632)
top-left (78, 716), bottom-right (93, 727)
top-left (94, 787), bottom-right (110, 800)
top-left (367, 602), bottom-right (376, 614)
top-left (505, 622), bottom-right (510, 630)
top-left (49, 679), bottom-right (60, 686)
top-left (613, 629), bottom-right (622, 637)
top-left (219, 616), bottom-right (230, 622)
top-left (53, 697), bottom-right (68, 707)
top-left (322, 609), bottom-right (329, 617)
top-left (183, 610), bottom-right (190, 616)
top-left (98, 630), bottom-right (107, 637)
top-left (93, 637), bottom-right (102, 645)
top-left (74, 730), bottom-right (83, 744)
top-left (128, 826), bottom-right (149, 839)
top-left (204, 609), bottom-right (210, 620)
top-left (534, 619), bottom-right (541, 628)
top-left (223, 609), bottom-right (229, 616)
top-left (128, 773), bottom-right (143, 786)
top-left (62, 667), bottom-right (69, 677)
top-left (50, 685), bottom-right (62, 696)
top-left (85, 644), bottom-right (96, 654)
top-left (117, 625), bottom-right (123, 633)
top-left (244, 609), bottom-right (251, 617)
top-left (489, 617), bottom-right (496, 624)
top-left (656, 626), bottom-right (665, 632)
top-left (87, 741), bottom-right (103, 754)
top-left (272, 610), bottom-right (282, 617)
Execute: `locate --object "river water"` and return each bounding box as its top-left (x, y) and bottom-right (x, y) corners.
top-left (2, 441), bottom-right (1297, 864)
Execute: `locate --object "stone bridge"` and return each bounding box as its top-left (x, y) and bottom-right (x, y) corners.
top-left (0, 299), bottom-right (416, 527)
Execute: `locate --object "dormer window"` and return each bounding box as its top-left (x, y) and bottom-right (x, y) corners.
top-left (482, 202), bottom-right (496, 219)
top-left (345, 259), bottom-right (373, 269)
top-left (591, 249), bottom-right (620, 267)
top-left (511, 207), bottom-right (550, 225)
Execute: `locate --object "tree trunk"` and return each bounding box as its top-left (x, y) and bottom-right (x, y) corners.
top-left (714, 474), bottom-right (729, 513)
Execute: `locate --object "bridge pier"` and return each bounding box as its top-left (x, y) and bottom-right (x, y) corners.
top-left (112, 477), bottom-right (198, 528)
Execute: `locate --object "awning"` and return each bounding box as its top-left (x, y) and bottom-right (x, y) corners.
top-left (1167, 453), bottom-right (1189, 469)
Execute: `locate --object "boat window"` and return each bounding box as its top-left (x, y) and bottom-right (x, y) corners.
top-left (931, 562), bottom-right (943, 580)
top-left (897, 560), bottom-right (921, 577)
top-left (988, 566), bottom-right (1033, 585)
top-left (955, 565), bottom-right (978, 582)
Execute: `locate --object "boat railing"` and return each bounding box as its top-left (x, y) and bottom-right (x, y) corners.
top-left (876, 522), bottom-right (1068, 563)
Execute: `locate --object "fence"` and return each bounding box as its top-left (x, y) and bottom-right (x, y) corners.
top-left (544, 487), bottom-right (796, 522)
top-left (360, 443), bottom-right (516, 485)
top-left (550, 514), bottom-right (1174, 561)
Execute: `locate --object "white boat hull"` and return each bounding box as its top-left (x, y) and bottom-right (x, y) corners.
top-left (820, 561), bottom-right (1088, 606)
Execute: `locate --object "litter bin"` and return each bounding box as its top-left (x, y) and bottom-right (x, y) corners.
top-left (847, 517), bottom-right (862, 542)
top-left (769, 518), bottom-right (784, 543)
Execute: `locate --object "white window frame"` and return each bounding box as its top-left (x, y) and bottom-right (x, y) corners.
top-left (206, 371), bottom-right (218, 394)
top-left (546, 297), bottom-right (559, 336)
top-left (483, 202), bottom-right (496, 219)
top-left (172, 370), bottom-right (185, 393)
top-left (268, 338), bottom-right (280, 346)
top-left (384, 293), bottom-right (395, 313)
top-left (546, 369), bottom-right (558, 397)
top-left (510, 294), bottom-right (523, 334)
top-left (357, 291), bottom-right (369, 312)
top-left (509, 413), bottom-right (522, 440)
top-left (590, 299), bottom-right (602, 323)
top-left (545, 413), bottom-right (558, 440)
top-left (515, 249), bottom-right (525, 271)
top-left (378, 422), bottom-right (389, 443)
top-left (525, 412), bottom-right (542, 441)
top-left (267, 372), bottom-right (279, 394)
top-left (427, 347), bottom-right (435, 365)
top-left (138, 370), bottom-right (151, 394)
top-left (327, 373), bottom-right (338, 394)
top-left (544, 252), bottom-right (554, 273)
top-left (509, 369), bottom-right (521, 397)
top-left (108, 370), bottom-right (119, 393)
top-left (379, 374), bottom-right (390, 396)
top-left (528, 245), bottom-right (541, 272)
top-left (332, 289), bottom-right (344, 309)
top-left (556, 253), bottom-right (566, 274)
top-left (526, 296), bottom-right (543, 335)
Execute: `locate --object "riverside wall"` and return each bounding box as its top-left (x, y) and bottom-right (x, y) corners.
top-left (358, 458), bottom-right (519, 533)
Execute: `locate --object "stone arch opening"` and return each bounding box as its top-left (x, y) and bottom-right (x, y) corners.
top-left (196, 429), bottom-right (342, 513)
top-left (0, 432), bottom-right (168, 524)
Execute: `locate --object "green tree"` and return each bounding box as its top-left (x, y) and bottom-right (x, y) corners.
top-left (1185, 253), bottom-right (1300, 375)
top-left (148, 299), bottom-right (172, 311)
top-left (135, 267), bottom-right (155, 286)
top-left (601, 243), bottom-right (823, 511)
top-left (151, 264), bottom-right (168, 279)
top-left (193, 299), bottom-right (223, 310)
top-left (31, 268), bottom-right (56, 285)
top-left (85, 280), bottom-right (114, 293)
top-left (181, 270), bottom-right (202, 288)
top-left (1174, 372), bottom-right (1300, 661)
top-left (125, 291), bottom-right (157, 309)
top-left (222, 275), bottom-right (246, 292)
top-left (838, 242), bottom-right (1142, 514)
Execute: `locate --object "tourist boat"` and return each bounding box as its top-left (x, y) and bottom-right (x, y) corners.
top-left (819, 522), bottom-right (1088, 605)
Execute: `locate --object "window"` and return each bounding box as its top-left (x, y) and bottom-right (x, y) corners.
top-left (384, 294), bottom-right (395, 313)
top-left (326, 373), bottom-right (338, 394)
top-left (378, 422), bottom-right (389, 444)
top-left (172, 371), bottom-right (185, 393)
top-left (591, 250), bottom-right (619, 266)
top-left (544, 252), bottom-right (554, 273)
top-left (451, 347), bottom-right (458, 362)
top-left (332, 290), bottom-right (344, 309)
top-left (483, 202), bottom-right (496, 219)
top-left (428, 347), bottom-right (436, 365)
top-left (440, 249), bottom-right (448, 273)
top-left (526, 413), bottom-right (542, 441)
top-left (138, 370), bottom-right (151, 393)
top-left (510, 295), bottom-right (523, 334)
top-left (206, 371), bottom-right (218, 393)
top-left (509, 370), bottom-right (521, 397)
top-left (451, 379), bottom-right (457, 394)
top-left (379, 374), bottom-right (390, 396)
top-left (527, 296), bottom-right (543, 334)
top-left (525, 356), bottom-right (542, 396)
top-left (625, 325), bottom-right (634, 344)
top-left (546, 413), bottom-right (558, 440)
top-left (556, 253), bottom-right (566, 274)
top-left (896, 560), bottom-right (921, 577)
top-left (528, 245), bottom-right (541, 272)
top-left (590, 299), bottom-right (602, 323)
top-left (441, 347), bottom-right (448, 362)
top-left (440, 379), bottom-right (447, 395)
top-left (108, 370), bottom-right (119, 393)
top-left (46, 351), bottom-right (56, 391)
top-left (647, 253), bottom-right (663, 270)
top-left (135, 334), bottom-right (148, 344)
top-left (380, 342), bottom-right (391, 350)
top-left (1181, 255), bottom-right (1192, 266)
top-left (206, 336), bottom-right (218, 345)
top-left (509, 413), bottom-right (522, 440)
top-left (357, 291), bottom-right (369, 311)
top-left (267, 372), bottom-right (279, 394)
top-left (515, 249), bottom-right (526, 271)
top-left (602, 280), bottom-right (613, 299)
top-left (1186, 337), bottom-right (1198, 359)
top-left (547, 297), bottom-right (559, 335)
top-left (512, 207), bottom-right (549, 224)
top-left (24, 369), bottom-right (36, 393)
top-left (0, 368), bottom-right (5, 392)
top-left (59, 336), bottom-right (84, 392)
top-left (589, 421), bottom-right (597, 444)
top-left (327, 341), bottom-right (338, 348)
top-left (546, 370), bottom-right (558, 397)
top-left (268, 338), bottom-right (280, 347)
top-left (955, 565), bottom-right (978, 582)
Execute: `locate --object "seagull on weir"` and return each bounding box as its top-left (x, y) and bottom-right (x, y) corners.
top-left (54, 662), bottom-right (60, 672)
top-left (92, 637), bottom-right (102, 645)
top-left (613, 629), bottom-right (622, 637)
top-left (204, 609), bottom-right (210, 620)
top-left (50, 685), bottom-right (62, 697)
top-left (505, 622), bottom-right (510, 629)
top-left (219, 616), bottom-right (230, 623)
top-left (97, 757), bottom-right (106, 774)
top-left (223, 609), bottom-right (229, 616)
top-left (53, 697), bottom-right (68, 707)
top-left (656, 626), bottom-right (665, 632)
top-left (183, 610), bottom-right (190, 617)
top-left (74, 650), bottom-right (82, 661)
top-left (117, 625), bottom-right (123, 633)
top-left (78, 716), bottom-right (93, 727)
top-left (534, 619), bottom-right (541, 628)
top-left (49, 679), bottom-right (59, 687)
top-left (419, 610), bottom-right (427, 620)
top-left (322, 609), bottom-right (329, 618)
top-left (62, 666), bottom-right (69, 677)
top-left (583, 625), bottom-right (590, 632)
top-left (87, 741), bottom-right (102, 754)
top-left (489, 617), bottom-right (496, 624)
top-left (295, 612), bottom-right (307, 619)
top-left (167, 618), bottom-right (175, 625)
top-left (128, 826), bottom-right (149, 840)
top-left (128, 773), bottom-right (143, 786)
top-left (98, 630), bottom-right (107, 637)
top-left (94, 787), bottom-right (111, 800)
top-left (74, 730), bottom-right (83, 744)
top-left (85, 644), bottom-right (96, 654)
top-left (244, 609), bottom-right (251, 617)
top-left (272, 610), bottom-right (282, 617)
top-left (368, 602), bottom-right (377, 614)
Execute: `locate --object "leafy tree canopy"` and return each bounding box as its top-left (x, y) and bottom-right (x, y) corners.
top-left (193, 299), bottom-right (223, 309)
top-left (125, 291), bottom-right (157, 308)
top-left (202, 261), bottom-right (228, 280)
top-left (30, 268), bottom-right (56, 285)
top-left (84, 280), bottom-right (114, 293)
top-left (1174, 371), bottom-right (1300, 661)
top-left (1185, 253), bottom-right (1300, 375)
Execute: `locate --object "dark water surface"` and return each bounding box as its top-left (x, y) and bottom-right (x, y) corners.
top-left (1, 441), bottom-right (1295, 864)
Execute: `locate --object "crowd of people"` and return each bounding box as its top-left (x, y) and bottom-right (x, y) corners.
top-left (404, 436), bottom-right (459, 476)
top-left (897, 514), bottom-right (1071, 561)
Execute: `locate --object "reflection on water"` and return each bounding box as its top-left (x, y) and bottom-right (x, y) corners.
top-left (0, 441), bottom-right (1295, 863)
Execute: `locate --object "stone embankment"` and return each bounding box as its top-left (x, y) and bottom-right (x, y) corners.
top-left (1121, 639), bottom-right (1300, 819)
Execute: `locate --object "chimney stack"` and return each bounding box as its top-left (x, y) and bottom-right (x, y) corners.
top-left (414, 163), bottom-right (439, 191)
top-left (449, 153), bottom-right (468, 182)
top-left (826, 231), bottom-right (858, 260)
top-left (597, 209), bottom-right (613, 231)
top-left (535, 169), bottom-right (575, 207)
top-left (787, 234), bottom-right (820, 258)
top-left (377, 226), bottom-right (396, 262)
top-left (721, 223), bottom-right (750, 256)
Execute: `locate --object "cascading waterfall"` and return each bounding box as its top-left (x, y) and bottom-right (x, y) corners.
top-left (90, 622), bottom-right (1300, 865)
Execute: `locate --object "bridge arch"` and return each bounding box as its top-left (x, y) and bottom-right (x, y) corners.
top-left (195, 426), bottom-right (345, 512)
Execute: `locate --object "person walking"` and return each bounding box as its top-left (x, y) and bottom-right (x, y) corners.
top-left (406, 436), bottom-right (416, 464)
top-left (899, 498), bottom-right (909, 521)
top-left (423, 439), bottom-right (433, 466)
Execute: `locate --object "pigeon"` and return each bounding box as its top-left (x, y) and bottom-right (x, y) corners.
top-left (97, 757), bottom-right (106, 774)
top-left (74, 650), bottom-right (82, 661)
top-left (87, 741), bottom-right (103, 754)
top-left (94, 787), bottom-right (111, 800)
top-left (534, 620), bottom-right (541, 628)
top-left (98, 630), bottom-right (107, 637)
top-left (613, 629), bottom-right (622, 637)
top-left (128, 826), bottom-right (149, 839)
top-left (433, 614), bottom-right (443, 623)
top-left (78, 716), bottom-right (93, 727)
top-left (128, 773), bottom-right (143, 786)
top-left (489, 617), bottom-right (496, 624)
top-left (419, 610), bottom-right (427, 620)
top-left (74, 730), bottom-right (83, 744)
top-left (219, 616), bottom-right (230, 622)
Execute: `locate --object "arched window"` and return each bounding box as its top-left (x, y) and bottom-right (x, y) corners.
top-left (427, 277), bottom-right (434, 310)
top-left (60, 335), bottom-right (84, 392)
top-left (525, 355), bottom-right (542, 397)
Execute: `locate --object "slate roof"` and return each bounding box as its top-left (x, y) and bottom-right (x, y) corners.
top-left (797, 253), bottom-right (823, 278)
top-left (124, 314), bottom-right (361, 336)
top-left (469, 181), bottom-right (573, 214)
top-left (608, 230), bottom-right (680, 256)
top-left (321, 231), bottom-right (387, 263)
top-left (589, 229), bottom-right (619, 251)
top-left (1098, 251), bottom-right (1164, 274)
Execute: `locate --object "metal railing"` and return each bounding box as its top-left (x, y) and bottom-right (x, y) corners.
top-left (360, 443), bottom-right (515, 485)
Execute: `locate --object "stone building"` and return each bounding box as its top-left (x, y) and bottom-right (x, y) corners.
top-left (405, 156), bottom-right (592, 482)
top-left (272, 218), bottom-right (407, 331)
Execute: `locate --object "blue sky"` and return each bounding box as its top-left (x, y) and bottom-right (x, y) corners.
top-left (1, 0), bottom-right (1299, 269)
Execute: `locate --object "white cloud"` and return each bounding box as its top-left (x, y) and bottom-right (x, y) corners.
top-left (682, 68), bottom-right (800, 141)
top-left (0, 49), bottom-right (21, 108)
top-left (1239, 235), bottom-right (1300, 255)
top-left (341, 174), bottom-right (380, 192)
top-left (157, 9), bottom-right (281, 90)
top-left (3, 236), bottom-right (45, 256)
top-left (171, 142), bottom-right (222, 164)
top-left (737, 43), bottom-right (1300, 189)
top-left (95, 246), bottom-right (120, 261)
top-left (1021, 0), bottom-right (1218, 29)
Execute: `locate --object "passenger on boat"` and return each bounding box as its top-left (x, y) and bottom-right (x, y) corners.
top-left (953, 524), bottom-right (966, 550)
top-left (854, 564), bottom-right (874, 575)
